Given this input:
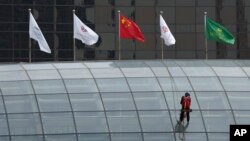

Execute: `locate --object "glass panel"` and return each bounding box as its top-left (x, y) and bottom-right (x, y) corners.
top-left (158, 77), bottom-right (193, 91)
top-left (220, 77), bottom-right (250, 91)
top-left (189, 77), bottom-right (223, 91)
top-left (127, 78), bottom-right (161, 92)
top-left (64, 79), bottom-right (98, 93)
top-left (151, 67), bottom-right (170, 77)
top-left (168, 67), bottom-right (186, 77)
top-left (196, 92), bottom-right (230, 110)
top-left (111, 133), bottom-right (143, 141)
top-left (145, 61), bottom-right (166, 67)
top-left (96, 78), bottom-right (130, 92)
top-left (45, 134), bottom-right (77, 141)
top-left (70, 94), bottom-right (103, 111)
top-left (78, 134), bottom-right (110, 141)
top-left (202, 111), bottom-right (235, 132)
top-left (164, 92), bottom-right (199, 110)
top-left (207, 133), bottom-right (229, 141)
top-left (182, 67), bottom-right (216, 76)
top-left (0, 97), bottom-right (5, 113)
top-left (176, 133), bottom-right (207, 141)
top-left (27, 70), bottom-right (61, 80)
top-left (22, 64), bottom-right (54, 70)
top-left (4, 95), bottom-right (38, 113)
top-left (84, 62), bottom-right (118, 68)
top-left (175, 60), bottom-right (208, 67)
top-left (158, 78), bottom-right (173, 91)
top-left (227, 92), bottom-right (250, 110)
top-left (8, 113), bottom-right (42, 135)
top-left (0, 71), bottom-right (28, 81)
top-left (139, 111), bottom-right (172, 132)
top-left (11, 136), bottom-right (43, 141)
top-left (234, 111), bottom-right (250, 124)
top-left (133, 92), bottom-right (167, 110)
top-left (74, 112), bottom-right (108, 133)
top-left (91, 68), bottom-right (123, 78)
top-left (236, 61), bottom-right (250, 67)
top-left (242, 67), bottom-right (250, 77)
top-left (41, 112), bottom-right (75, 134)
top-left (212, 67), bottom-right (247, 77)
top-left (0, 115), bottom-right (8, 135)
top-left (121, 68), bottom-right (154, 77)
top-left (0, 81), bottom-right (34, 95)
top-left (171, 111), bottom-right (205, 132)
top-left (53, 63), bottom-right (86, 69)
top-left (37, 94), bottom-right (70, 112)
top-left (163, 61), bottom-right (178, 67)
top-left (107, 111), bottom-right (141, 132)
top-left (115, 61), bottom-right (147, 68)
top-left (0, 64), bottom-right (22, 71)
top-left (102, 92), bottom-right (135, 110)
top-left (0, 137), bottom-right (9, 141)
top-left (143, 133), bottom-right (175, 141)
top-left (206, 60), bottom-right (238, 67)
top-left (32, 80), bottom-right (66, 94)
top-left (59, 69), bottom-right (92, 79)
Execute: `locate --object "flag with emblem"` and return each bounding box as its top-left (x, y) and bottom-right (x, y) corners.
top-left (205, 17), bottom-right (235, 45)
top-left (160, 15), bottom-right (175, 46)
top-left (120, 14), bottom-right (145, 42)
top-left (73, 13), bottom-right (99, 45)
top-left (29, 12), bottom-right (51, 54)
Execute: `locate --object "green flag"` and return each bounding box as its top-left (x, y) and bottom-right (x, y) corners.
top-left (205, 17), bottom-right (235, 45)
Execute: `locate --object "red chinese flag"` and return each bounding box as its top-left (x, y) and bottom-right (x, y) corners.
top-left (120, 15), bottom-right (145, 42)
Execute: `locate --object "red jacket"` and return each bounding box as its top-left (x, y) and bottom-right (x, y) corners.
top-left (180, 96), bottom-right (191, 110)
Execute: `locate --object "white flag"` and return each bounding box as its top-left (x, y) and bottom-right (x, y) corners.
top-left (29, 12), bottom-right (51, 54)
top-left (160, 15), bottom-right (176, 46)
top-left (73, 14), bottom-right (98, 45)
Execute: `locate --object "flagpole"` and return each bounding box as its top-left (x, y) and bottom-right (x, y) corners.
top-left (204, 12), bottom-right (208, 60)
top-left (28, 8), bottom-right (32, 63)
top-left (73, 9), bottom-right (76, 61)
top-left (160, 11), bottom-right (164, 60)
top-left (118, 10), bottom-right (121, 60)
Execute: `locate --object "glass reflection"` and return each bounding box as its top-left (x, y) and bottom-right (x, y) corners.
top-left (4, 95), bottom-right (38, 113)
top-left (0, 115), bottom-right (8, 135)
top-left (139, 111), bottom-right (172, 132)
top-left (202, 111), bottom-right (235, 132)
top-left (32, 80), bottom-right (66, 94)
top-left (133, 92), bottom-right (167, 110)
top-left (107, 111), bottom-right (141, 132)
top-left (41, 112), bottom-right (75, 134)
top-left (74, 112), bottom-right (108, 133)
top-left (70, 94), bottom-right (104, 111)
top-left (8, 113), bottom-right (42, 135)
top-left (101, 92), bottom-right (135, 110)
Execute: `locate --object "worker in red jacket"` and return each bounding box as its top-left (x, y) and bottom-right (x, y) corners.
top-left (179, 92), bottom-right (192, 124)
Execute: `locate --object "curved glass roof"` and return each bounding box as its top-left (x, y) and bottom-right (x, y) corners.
top-left (1, 60), bottom-right (250, 141)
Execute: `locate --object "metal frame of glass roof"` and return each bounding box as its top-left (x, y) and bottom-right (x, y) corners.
top-left (1, 60), bottom-right (250, 141)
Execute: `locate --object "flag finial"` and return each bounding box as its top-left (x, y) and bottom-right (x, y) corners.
top-left (28, 8), bottom-right (31, 12)
top-left (118, 10), bottom-right (120, 13)
top-left (204, 12), bottom-right (207, 15)
top-left (73, 9), bottom-right (75, 14)
top-left (160, 11), bottom-right (163, 15)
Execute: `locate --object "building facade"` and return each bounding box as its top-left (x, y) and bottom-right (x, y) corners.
top-left (0, 0), bottom-right (250, 62)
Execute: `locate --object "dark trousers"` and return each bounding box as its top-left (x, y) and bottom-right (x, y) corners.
top-left (179, 110), bottom-right (190, 122)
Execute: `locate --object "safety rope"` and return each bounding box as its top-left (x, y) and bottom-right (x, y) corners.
top-left (169, 69), bottom-right (186, 141)
top-left (170, 72), bottom-right (179, 121)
